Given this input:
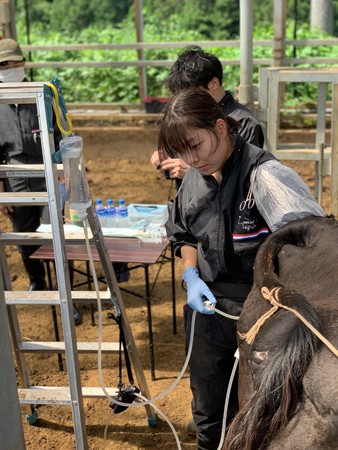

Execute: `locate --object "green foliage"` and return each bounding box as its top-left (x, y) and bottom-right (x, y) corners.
top-left (17, 0), bottom-right (133, 35)
top-left (283, 22), bottom-right (338, 105)
top-left (14, 0), bottom-right (338, 105)
top-left (16, 13), bottom-right (205, 102)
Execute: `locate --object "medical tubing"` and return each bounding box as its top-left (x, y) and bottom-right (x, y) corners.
top-left (82, 220), bottom-right (116, 402)
top-left (203, 300), bottom-right (240, 449)
top-left (103, 395), bottom-right (182, 450)
top-left (137, 393), bottom-right (182, 450)
top-left (103, 308), bottom-right (197, 408)
top-left (81, 229), bottom-right (238, 449)
top-left (82, 221), bottom-right (183, 449)
top-left (217, 356), bottom-right (239, 450)
top-left (214, 306), bottom-right (240, 321)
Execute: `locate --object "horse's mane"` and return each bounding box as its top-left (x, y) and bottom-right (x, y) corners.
top-left (223, 216), bottom-right (337, 450)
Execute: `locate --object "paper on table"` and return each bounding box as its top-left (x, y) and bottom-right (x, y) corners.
top-left (37, 224), bottom-right (165, 243)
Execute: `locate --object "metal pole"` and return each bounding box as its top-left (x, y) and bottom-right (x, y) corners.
top-left (310, 0), bottom-right (333, 35)
top-left (273, 0), bottom-right (286, 67)
top-left (238, 0), bottom-right (253, 108)
top-left (134, 0), bottom-right (147, 101)
top-left (0, 0), bottom-right (16, 39)
top-left (331, 84), bottom-right (338, 217)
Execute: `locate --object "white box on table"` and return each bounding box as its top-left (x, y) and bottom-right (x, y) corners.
top-left (128, 204), bottom-right (168, 226)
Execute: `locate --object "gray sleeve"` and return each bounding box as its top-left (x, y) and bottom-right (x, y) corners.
top-left (251, 160), bottom-right (325, 232)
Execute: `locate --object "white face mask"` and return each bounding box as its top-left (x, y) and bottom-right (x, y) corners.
top-left (0, 66), bottom-right (25, 83)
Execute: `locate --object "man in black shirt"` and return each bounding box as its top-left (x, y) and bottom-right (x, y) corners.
top-left (151, 46), bottom-right (264, 188)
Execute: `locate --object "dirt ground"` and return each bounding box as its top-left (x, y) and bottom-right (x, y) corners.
top-left (3, 126), bottom-right (331, 449)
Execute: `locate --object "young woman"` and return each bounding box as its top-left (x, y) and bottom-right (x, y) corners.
top-left (158, 87), bottom-right (324, 450)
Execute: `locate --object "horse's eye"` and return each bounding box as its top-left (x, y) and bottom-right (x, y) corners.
top-left (252, 350), bottom-right (269, 365)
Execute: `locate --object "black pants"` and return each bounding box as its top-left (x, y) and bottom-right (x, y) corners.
top-left (5, 155), bottom-right (49, 258)
top-left (184, 295), bottom-right (245, 450)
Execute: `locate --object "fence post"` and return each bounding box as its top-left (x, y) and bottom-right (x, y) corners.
top-left (238, 0), bottom-right (254, 109)
top-left (134, 0), bottom-right (147, 101)
top-left (331, 84), bottom-right (338, 217)
top-left (273, 0), bottom-right (286, 67)
top-left (0, 0), bottom-right (16, 39)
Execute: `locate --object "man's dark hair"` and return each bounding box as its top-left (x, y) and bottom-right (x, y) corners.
top-left (166, 46), bottom-right (223, 94)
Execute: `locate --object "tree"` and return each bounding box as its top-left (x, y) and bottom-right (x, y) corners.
top-left (48, 0), bottom-right (133, 34)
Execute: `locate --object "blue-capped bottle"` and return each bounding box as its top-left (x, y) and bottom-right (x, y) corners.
top-left (117, 198), bottom-right (129, 228)
top-left (106, 199), bottom-right (117, 228)
top-left (95, 198), bottom-right (106, 227)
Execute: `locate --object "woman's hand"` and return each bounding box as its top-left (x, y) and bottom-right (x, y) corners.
top-left (182, 266), bottom-right (217, 314)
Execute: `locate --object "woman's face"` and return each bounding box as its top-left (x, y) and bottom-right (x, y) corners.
top-left (180, 120), bottom-right (231, 176)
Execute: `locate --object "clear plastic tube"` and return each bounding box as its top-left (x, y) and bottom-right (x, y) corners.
top-left (60, 135), bottom-right (92, 220)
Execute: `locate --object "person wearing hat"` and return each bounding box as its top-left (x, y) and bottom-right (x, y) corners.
top-left (0, 38), bottom-right (26, 83)
top-left (0, 40), bottom-right (67, 303)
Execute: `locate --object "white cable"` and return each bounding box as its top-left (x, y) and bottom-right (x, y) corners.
top-left (137, 393), bottom-right (182, 450)
top-left (82, 219), bottom-right (195, 449)
top-left (217, 353), bottom-right (239, 450)
top-left (203, 300), bottom-right (240, 321)
top-left (82, 220), bottom-right (112, 401)
top-left (105, 309), bottom-right (197, 408)
top-left (80, 232), bottom-right (239, 449)
top-left (204, 300), bottom-right (240, 449)
top-left (214, 306), bottom-right (240, 321)
top-left (103, 394), bottom-right (182, 449)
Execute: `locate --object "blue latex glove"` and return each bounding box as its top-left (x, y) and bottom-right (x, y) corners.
top-left (182, 266), bottom-right (217, 314)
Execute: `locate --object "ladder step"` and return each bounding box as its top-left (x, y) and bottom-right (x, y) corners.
top-left (5, 290), bottom-right (61, 305)
top-left (18, 386), bottom-right (119, 405)
top-left (0, 231), bottom-right (90, 245)
top-left (19, 341), bottom-right (120, 353)
top-left (0, 231), bottom-right (53, 245)
top-left (5, 290), bottom-right (113, 305)
top-left (0, 192), bottom-right (49, 205)
top-left (0, 164), bottom-right (64, 178)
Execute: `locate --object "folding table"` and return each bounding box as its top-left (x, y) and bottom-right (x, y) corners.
top-left (31, 237), bottom-right (176, 380)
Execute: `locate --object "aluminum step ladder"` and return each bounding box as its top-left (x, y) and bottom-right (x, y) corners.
top-left (0, 81), bottom-right (155, 449)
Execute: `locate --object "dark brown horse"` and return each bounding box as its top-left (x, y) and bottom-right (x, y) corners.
top-left (223, 215), bottom-right (338, 450)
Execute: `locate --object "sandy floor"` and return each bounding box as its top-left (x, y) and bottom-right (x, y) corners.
top-left (2, 126), bottom-right (331, 449)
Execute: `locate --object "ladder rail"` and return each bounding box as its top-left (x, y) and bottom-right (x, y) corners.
top-left (86, 208), bottom-right (156, 420)
top-left (37, 89), bottom-right (89, 449)
top-left (0, 246), bottom-right (33, 422)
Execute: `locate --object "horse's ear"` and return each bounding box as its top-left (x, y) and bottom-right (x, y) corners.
top-left (237, 331), bottom-right (246, 341)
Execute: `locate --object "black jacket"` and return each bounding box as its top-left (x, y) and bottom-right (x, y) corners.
top-left (219, 90), bottom-right (264, 149)
top-left (0, 103), bottom-right (44, 161)
top-left (166, 136), bottom-right (275, 284)
top-left (0, 81), bottom-right (62, 162)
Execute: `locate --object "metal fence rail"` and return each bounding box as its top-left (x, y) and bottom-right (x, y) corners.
top-left (21, 38), bottom-right (338, 71)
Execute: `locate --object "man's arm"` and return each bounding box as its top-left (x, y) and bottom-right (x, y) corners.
top-left (151, 150), bottom-right (189, 180)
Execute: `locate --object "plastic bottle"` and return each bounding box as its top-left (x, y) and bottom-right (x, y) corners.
top-left (117, 198), bottom-right (129, 228)
top-left (60, 136), bottom-right (92, 220)
top-left (95, 198), bottom-right (106, 227)
top-left (106, 199), bottom-right (117, 228)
